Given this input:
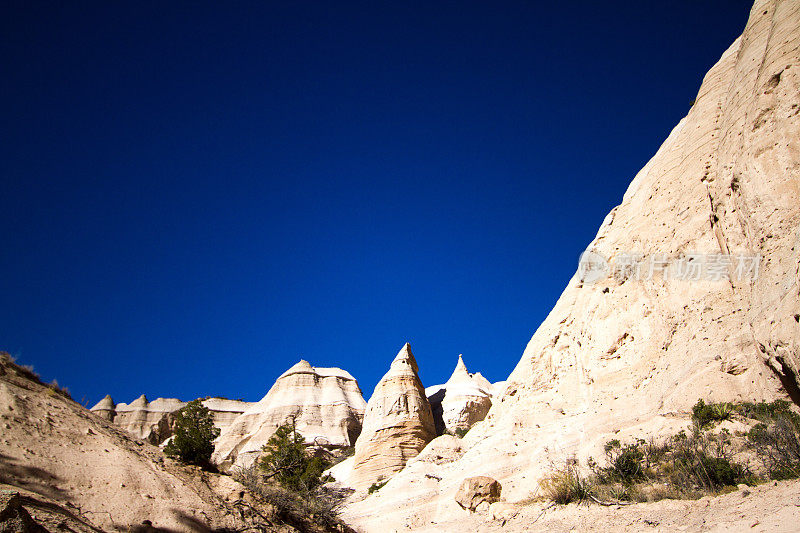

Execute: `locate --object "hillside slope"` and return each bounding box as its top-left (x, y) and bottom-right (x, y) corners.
top-left (0, 353), bottom-right (274, 532)
top-left (342, 0), bottom-right (800, 529)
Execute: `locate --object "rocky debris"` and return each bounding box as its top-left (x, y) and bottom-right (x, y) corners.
top-left (0, 495), bottom-right (49, 533)
top-left (342, 1), bottom-right (800, 529)
top-left (454, 476), bottom-right (502, 512)
top-left (90, 395), bottom-right (252, 444)
top-left (350, 343), bottom-right (436, 490)
top-left (427, 355), bottom-right (494, 435)
top-left (213, 360), bottom-right (367, 470)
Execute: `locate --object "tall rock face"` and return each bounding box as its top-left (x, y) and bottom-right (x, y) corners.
top-left (426, 355), bottom-right (494, 435)
top-left (89, 395), bottom-right (252, 444)
top-left (350, 343), bottom-right (436, 490)
top-left (343, 1), bottom-right (800, 529)
top-left (212, 360), bottom-right (367, 470)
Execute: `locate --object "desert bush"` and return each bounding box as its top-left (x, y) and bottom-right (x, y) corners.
top-left (232, 463), bottom-right (347, 530)
top-left (259, 423), bottom-right (332, 493)
top-left (539, 463), bottom-right (592, 504)
top-left (745, 404), bottom-right (800, 480)
top-left (692, 399), bottom-right (733, 429)
top-left (594, 439), bottom-right (646, 485)
top-left (367, 479), bottom-right (388, 494)
top-left (666, 429), bottom-right (750, 491)
top-left (164, 400), bottom-right (220, 467)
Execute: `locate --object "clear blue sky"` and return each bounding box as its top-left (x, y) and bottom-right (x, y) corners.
top-left (2, 1), bottom-right (753, 406)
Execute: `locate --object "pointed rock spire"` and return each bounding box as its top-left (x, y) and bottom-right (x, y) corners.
top-left (431, 354), bottom-right (493, 434)
top-left (391, 342), bottom-right (419, 374)
top-left (130, 394), bottom-right (149, 408)
top-left (91, 394), bottom-right (116, 411)
top-left (350, 343), bottom-right (435, 490)
top-left (447, 354), bottom-right (470, 384)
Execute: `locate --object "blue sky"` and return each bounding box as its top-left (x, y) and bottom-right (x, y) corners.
top-left (2, 1), bottom-right (753, 406)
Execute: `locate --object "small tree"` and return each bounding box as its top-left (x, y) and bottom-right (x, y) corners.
top-left (164, 400), bottom-right (220, 467)
top-left (259, 421), bottom-right (330, 493)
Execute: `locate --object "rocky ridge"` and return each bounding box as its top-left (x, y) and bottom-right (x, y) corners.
top-left (90, 394), bottom-right (252, 444)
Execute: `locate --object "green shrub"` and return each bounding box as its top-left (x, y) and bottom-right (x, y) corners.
top-left (454, 427), bottom-right (469, 438)
top-left (746, 407), bottom-right (800, 480)
top-left (259, 423), bottom-right (331, 493)
top-left (367, 479), bottom-right (389, 494)
top-left (692, 399), bottom-right (733, 429)
top-left (164, 400), bottom-right (220, 467)
top-left (540, 463), bottom-right (592, 504)
top-left (232, 464), bottom-right (346, 530)
top-left (596, 439), bottom-right (645, 485)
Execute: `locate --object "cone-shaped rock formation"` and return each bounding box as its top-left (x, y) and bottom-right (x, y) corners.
top-left (350, 343), bottom-right (436, 489)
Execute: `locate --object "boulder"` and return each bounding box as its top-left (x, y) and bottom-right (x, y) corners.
top-left (350, 343), bottom-right (436, 490)
top-left (454, 476), bottom-right (502, 511)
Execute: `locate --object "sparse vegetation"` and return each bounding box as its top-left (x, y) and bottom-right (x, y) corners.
top-left (259, 423), bottom-right (332, 493)
top-left (539, 462), bottom-right (592, 504)
top-left (539, 398), bottom-right (800, 506)
top-left (232, 463), bottom-right (349, 530)
top-left (163, 400), bottom-right (220, 468)
top-left (692, 399), bottom-right (733, 429)
top-left (231, 424), bottom-right (350, 530)
top-left (367, 479), bottom-right (389, 494)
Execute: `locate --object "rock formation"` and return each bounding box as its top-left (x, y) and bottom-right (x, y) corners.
top-left (342, 1), bottom-right (800, 529)
top-left (212, 360), bottom-right (367, 470)
top-left (426, 354), bottom-right (494, 435)
top-left (90, 395), bottom-right (252, 444)
top-left (349, 343), bottom-right (436, 490)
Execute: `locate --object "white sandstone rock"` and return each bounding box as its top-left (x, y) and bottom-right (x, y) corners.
top-left (212, 360), bottom-right (367, 470)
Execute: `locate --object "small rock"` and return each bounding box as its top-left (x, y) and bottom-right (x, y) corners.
top-left (738, 484), bottom-right (751, 496)
top-left (455, 476), bottom-right (502, 511)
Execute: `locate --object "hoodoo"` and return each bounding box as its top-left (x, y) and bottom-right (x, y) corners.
top-left (350, 343), bottom-right (436, 490)
top-left (212, 360), bottom-right (367, 469)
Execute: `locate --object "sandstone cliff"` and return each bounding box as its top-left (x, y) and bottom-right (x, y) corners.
top-left (212, 360), bottom-right (367, 470)
top-left (90, 394), bottom-right (252, 444)
top-left (342, 1), bottom-right (800, 529)
top-left (350, 343), bottom-right (436, 490)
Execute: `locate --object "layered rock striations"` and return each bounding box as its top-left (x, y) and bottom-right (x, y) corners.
top-left (343, 1), bottom-right (800, 529)
top-left (89, 395), bottom-right (252, 444)
top-left (350, 343), bottom-right (436, 490)
top-left (212, 360), bottom-right (367, 470)
top-left (426, 355), bottom-right (494, 435)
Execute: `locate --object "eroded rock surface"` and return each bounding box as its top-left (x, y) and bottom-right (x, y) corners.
top-left (343, 1), bottom-right (800, 529)
top-left (427, 355), bottom-right (494, 435)
top-left (212, 360), bottom-right (367, 470)
top-left (350, 343), bottom-right (436, 490)
top-left (90, 395), bottom-right (252, 444)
